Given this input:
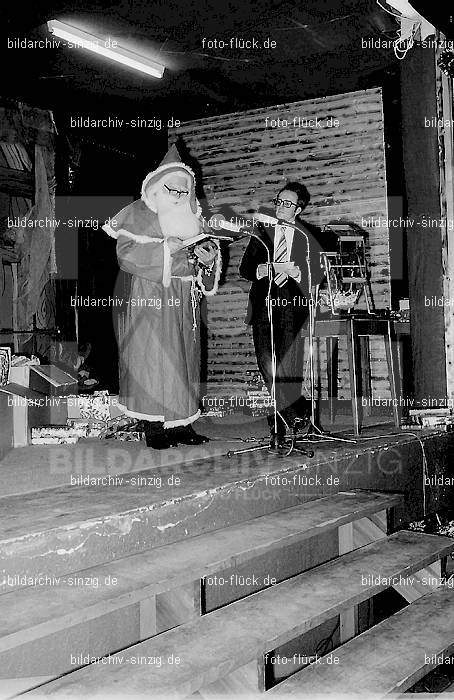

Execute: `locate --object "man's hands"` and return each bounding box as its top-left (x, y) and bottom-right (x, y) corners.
top-left (256, 263), bottom-right (269, 279)
top-left (193, 240), bottom-right (218, 266)
top-left (166, 237), bottom-right (218, 264)
top-left (256, 262), bottom-right (301, 280)
top-left (285, 263), bottom-right (301, 280)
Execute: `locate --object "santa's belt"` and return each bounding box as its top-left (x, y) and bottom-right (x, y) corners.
top-left (170, 275), bottom-right (199, 333)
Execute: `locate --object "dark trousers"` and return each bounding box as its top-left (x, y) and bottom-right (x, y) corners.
top-left (252, 296), bottom-right (310, 435)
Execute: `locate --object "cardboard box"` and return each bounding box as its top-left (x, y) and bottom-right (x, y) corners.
top-left (29, 365), bottom-right (78, 396)
top-left (0, 389), bottom-right (14, 456)
top-left (9, 365), bottom-right (31, 388)
top-left (46, 395), bottom-right (72, 426)
top-left (0, 383), bottom-right (51, 449)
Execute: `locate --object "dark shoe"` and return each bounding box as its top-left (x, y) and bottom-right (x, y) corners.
top-left (147, 433), bottom-right (175, 450)
top-left (293, 397), bottom-right (312, 422)
top-left (144, 422), bottom-right (178, 450)
top-left (267, 413), bottom-right (287, 436)
top-left (172, 425), bottom-right (210, 445)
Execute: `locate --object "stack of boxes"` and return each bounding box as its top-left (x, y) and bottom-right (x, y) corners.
top-left (402, 408), bottom-right (454, 431)
top-left (0, 349), bottom-right (123, 453)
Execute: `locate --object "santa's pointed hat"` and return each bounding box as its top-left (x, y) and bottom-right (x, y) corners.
top-left (160, 143), bottom-right (182, 166)
top-left (141, 143), bottom-right (197, 213)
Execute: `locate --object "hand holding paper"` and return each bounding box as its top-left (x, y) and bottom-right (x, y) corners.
top-left (273, 262), bottom-right (301, 278)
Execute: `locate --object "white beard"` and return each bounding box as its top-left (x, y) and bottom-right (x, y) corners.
top-left (157, 200), bottom-right (201, 239)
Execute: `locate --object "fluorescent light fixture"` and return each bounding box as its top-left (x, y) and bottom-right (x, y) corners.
top-left (47, 19), bottom-right (165, 78)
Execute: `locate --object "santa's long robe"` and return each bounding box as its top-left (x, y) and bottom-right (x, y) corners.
top-left (105, 200), bottom-right (216, 427)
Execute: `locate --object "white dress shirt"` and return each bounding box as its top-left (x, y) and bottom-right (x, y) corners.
top-left (255, 222), bottom-right (302, 282)
top-left (272, 223), bottom-right (301, 283)
top-left (273, 224), bottom-right (294, 261)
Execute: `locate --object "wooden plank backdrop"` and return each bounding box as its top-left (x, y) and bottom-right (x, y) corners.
top-left (169, 87), bottom-right (391, 403)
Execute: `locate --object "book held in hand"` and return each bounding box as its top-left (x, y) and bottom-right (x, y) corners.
top-left (170, 231), bottom-right (234, 254)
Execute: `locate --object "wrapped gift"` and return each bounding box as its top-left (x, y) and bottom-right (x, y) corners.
top-left (79, 392), bottom-right (110, 421)
top-left (31, 420), bottom-right (108, 444)
top-left (66, 392), bottom-right (123, 422)
top-left (31, 425), bottom-right (84, 445)
top-left (111, 431), bottom-right (143, 441)
top-left (0, 347), bottom-right (11, 387)
top-left (66, 419), bottom-right (106, 438)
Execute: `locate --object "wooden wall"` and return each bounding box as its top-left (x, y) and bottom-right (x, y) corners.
top-left (169, 87), bottom-right (391, 403)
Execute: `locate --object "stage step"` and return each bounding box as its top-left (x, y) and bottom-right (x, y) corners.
top-left (270, 585), bottom-right (454, 697)
top-left (0, 490), bottom-right (400, 690)
top-left (2, 428), bottom-right (442, 591)
top-left (29, 531), bottom-right (454, 697)
top-left (1, 448), bottom-right (352, 591)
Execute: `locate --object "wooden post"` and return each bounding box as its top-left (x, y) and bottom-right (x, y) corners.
top-left (435, 39), bottom-right (454, 403)
top-left (11, 262), bottom-right (19, 354)
top-left (400, 42), bottom-right (448, 403)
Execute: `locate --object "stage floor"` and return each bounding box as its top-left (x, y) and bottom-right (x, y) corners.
top-left (1, 412), bottom-right (452, 594)
top-left (0, 411), bottom-right (393, 498)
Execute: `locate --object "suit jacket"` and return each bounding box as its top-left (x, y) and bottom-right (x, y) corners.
top-left (239, 218), bottom-right (337, 325)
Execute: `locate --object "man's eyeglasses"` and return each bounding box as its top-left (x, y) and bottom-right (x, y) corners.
top-left (164, 184), bottom-right (189, 198)
top-left (273, 198), bottom-right (297, 209)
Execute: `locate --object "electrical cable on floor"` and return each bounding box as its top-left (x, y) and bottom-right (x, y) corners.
top-left (337, 428), bottom-right (428, 518)
top-left (206, 434), bottom-right (270, 443)
top-left (298, 422), bottom-right (357, 444)
top-left (209, 422), bottom-right (429, 471)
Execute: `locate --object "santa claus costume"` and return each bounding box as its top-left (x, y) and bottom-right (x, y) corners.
top-left (102, 144), bottom-right (221, 449)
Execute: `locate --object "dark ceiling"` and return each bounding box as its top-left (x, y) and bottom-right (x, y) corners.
top-left (1, 0), bottom-right (404, 121)
top-left (2, 0), bottom-right (452, 162)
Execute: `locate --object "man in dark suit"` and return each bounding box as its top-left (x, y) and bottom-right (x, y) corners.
top-left (239, 182), bottom-right (334, 448)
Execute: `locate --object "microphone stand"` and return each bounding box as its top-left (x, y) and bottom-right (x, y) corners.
top-left (286, 219), bottom-right (356, 450)
top-left (225, 224), bottom-right (314, 459)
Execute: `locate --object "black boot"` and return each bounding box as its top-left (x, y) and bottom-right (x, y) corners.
top-left (172, 425), bottom-right (209, 445)
top-left (143, 422), bottom-right (178, 450)
top-left (293, 397), bottom-right (312, 423)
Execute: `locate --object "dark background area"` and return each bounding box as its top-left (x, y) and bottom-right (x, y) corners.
top-left (1, 0), bottom-right (452, 119)
top-left (1, 0), bottom-right (450, 386)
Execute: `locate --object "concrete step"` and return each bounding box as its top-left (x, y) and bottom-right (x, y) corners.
top-left (270, 584), bottom-right (454, 697)
top-left (0, 490), bottom-right (400, 692)
top-left (29, 531), bottom-right (454, 697)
